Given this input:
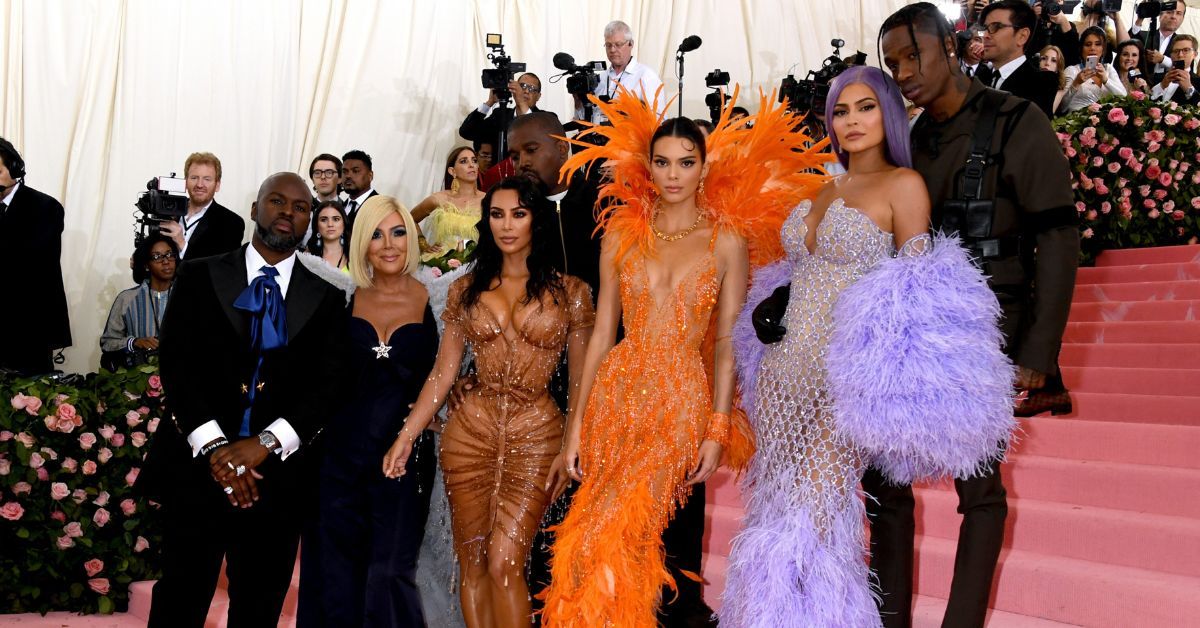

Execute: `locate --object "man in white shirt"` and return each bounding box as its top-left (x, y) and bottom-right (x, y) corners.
top-left (574, 20), bottom-right (665, 123)
top-left (159, 152), bottom-right (245, 260)
top-left (1131, 0), bottom-right (1189, 82)
top-left (142, 172), bottom-right (348, 627)
top-left (340, 149), bottom-right (378, 238)
top-left (1152, 33), bottom-right (1200, 104)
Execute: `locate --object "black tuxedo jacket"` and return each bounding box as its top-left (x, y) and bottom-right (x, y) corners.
top-left (1139, 29), bottom-right (1176, 83)
top-left (0, 184), bottom-right (71, 362)
top-left (184, 201), bottom-right (245, 260)
top-left (343, 189), bottom-right (379, 242)
top-left (546, 169), bottom-right (603, 296)
top-left (1165, 72), bottom-right (1200, 106)
top-left (997, 58), bottom-right (1059, 118)
top-left (139, 245), bottom-right (348, 509)
top-left (459, 105), bottom-right (544, 149)
top-left (968, 63), bottom-right (995, 87)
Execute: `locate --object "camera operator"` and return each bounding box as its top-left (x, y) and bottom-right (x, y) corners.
top-left (574, 20), bottom-right (664, 124)
top-left (1032, 1), bottom-right (1084, 66)
top-left (1131, 0), bottom-right (1190, 83)
top-left (0, 137), bottom-right (71, 376)
top-left (458, 73), bottom-right (545, 150)
top-left (1151, 33), bottom-right (1200, 103)
top-left (158, 152), bottom-right (245, 261)
top-left (980, 0), bottom-right (1061, 116)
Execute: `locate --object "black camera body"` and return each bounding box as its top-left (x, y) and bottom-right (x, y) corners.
top-left (1137, 0), bottom-right (1178, 19)
top-left (135, 174), bottom-right (188, 246)
top-left (1044, 1), bottom-right (1082, 17)
top-left (1082, 0), bottom-right (1123, 15)
top-left (563, 60), bottom-right (606, 99)
top-left (481, 34), bottom-right (526, 101)
top-left (704, 69), bottom-right (732, 123)
top-left (779, 39), bottom-right (865, 116)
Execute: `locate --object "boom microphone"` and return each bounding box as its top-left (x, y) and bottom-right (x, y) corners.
top-left (678, 35), bottom-right (702, 53)
top-left (553, 52), bottom-right (576, 72)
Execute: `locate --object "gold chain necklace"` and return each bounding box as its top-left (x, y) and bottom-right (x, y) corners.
top-left (651, 204), bottom-right (705, 242)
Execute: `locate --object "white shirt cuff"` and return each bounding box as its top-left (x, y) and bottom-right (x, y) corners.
top-left (477, 103), bottom-right (493, 115)
top-left (187, 420), bottom-right (227, 457)
top-left (265, 418), bottom-right (301, 460)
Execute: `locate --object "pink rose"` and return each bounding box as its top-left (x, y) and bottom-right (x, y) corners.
top-left (120, 498), bottom-right (136, 516)
top-left (1182, 162), bottom-right (1191, 173)
top-left (12, 482), bottom-right (31, 495)
top-left (61, 457), bottom-right (77, 472)
top-left (97, 448), bottom-right (113, 463)
top-left (125, 467), bottom-right (140, 487)
top-left (1107, 162), bottom-right (1121, 174)
top-left (1107, 108), bottom-right (1128, 124)
top-left (1101, 201), bottom-right (1112, 214)
top-left (1149, 107), bottom-right (1162, 120)
top-left (79, 432), bottom-right (97, 450)
top-left (1091, 156), bottom-right (1104, 167)
top-left (110, 433), bottom-right (125, 447)
top-left (15, 432), bottom-right (35, 448)
top-left (50, 510), bottom-right (66, 522)
top-left (39, 447), bottom-right (57, 461)
top-left (1173, 210), bottom-right (1186, 221)
top-left (1139, 185), bottom-right (1152, 197)
top-left (1080, 176), bottom-right (1094, 190)
top-left (1089, 115), bottom-right (1100, 125)
top-left (36, 467), bottom-right (48, 482)
top-left (137, 406), bottom-right (150, 415)
top-left (98, 425), bottom-right (115, 441)
top-left (1191, 197), bottom-right (1200, 209)
top-left (56, 535), bottom-right (74, 550)
top-left (64, 521), bottom-right (84, 538)
top-left (71, 489), bottom-right (87, 504)
top-left (1148, 141), bottom-right (1161, 153)
top-left (131, 432), bottom-right (147, 448)
top-left (1159, 172), bottom-right (1174, 187)
top-left (1088, 103), bottom-right (1102, 113)
top-left (1086, 210), bottom-right (1098, 220)
top-left (1120, 198), bottom-right (1133, 212)
top-left (1154, 189), bottom-right (1168, 200)
top-left (1165, 114), bottom-right (1181, 126)
top-left (447, 258), bottom-right (462, 269)
top-left (50, 482), bottom-right (70, 501)
top-left (1134, 117), bottom-right (1145, 127)
top-left (1065, 146), bottom-right (1077, 158)
top-left (147, 375), bottom-right (162, 390)
top-left (1148, 207), bottom-right (1161, 218)
top-left (1097, 142), bottom-right (1114, 155)
top-left (1082, 228), bottom-right (1094, 239)
top-left (1146, 165), bottom-right (1162, 179)
top-left (1132, 90), bottom-right (1146, 101)
top-left (82, 461), bottom-right (97, 475)
top-left (147, 418), bottom-right (159, 434)
top-left (95, 401), bottom-right (105, 413)
top-left (1169, 159), bottom-right (1179, 170)
top-left (29, 452), bottom-right (45, 469)
top-left (0, 431), bottom-right (12, 441)
top-left (84, 559), bottom-right (104, 577)
top-left (1075, 201), bottom-right (1086, 212)
top-left (1193, 172), bottom-right (1200, 184)
top-left (431, 267), bottom-right (443, 278)
top-left (125, 411), bottom-right (142, 428)
top-left (56, 402), bottom-right (78, 423)
top-left (1095, 181), bottom-right (1109, 195)
top-left (1186, 118), bottom-right (1200, 130)
top-left (134, 536), bottom-right (150, 553)
top-left (145, 387), bottom-right (161, 398)
top-left (0, 458), bottom-right (9, 476)
top-left (87, 578), bottom-right (110, 595)
top-left (94, 491), bottom-right (110, 507)
top-left (24, 395), bottom-right (44, 415)
top-left (54, 394), bottom-right (69, 404)
top-left (1149, 130), bottom-right (1166, 142)
top-left (0, 502), bottom-right (24, 521)
top-left (44, 415), bottom-right (62, 432)
top-left (93, 508), bottom-right (111, 527)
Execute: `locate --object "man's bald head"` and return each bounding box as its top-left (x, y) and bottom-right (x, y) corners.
top-left (508, 113), bottom-right (570, 194)
top-left (257, 171), bottom-right (309, 203)
top-left (508, 112), bottom-right (566, 143)
top-left (251, 172), bottom-right (313, 255)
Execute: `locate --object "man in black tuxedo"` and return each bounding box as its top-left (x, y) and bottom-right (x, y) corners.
top-left (1132, 0), bottom-right (1188, 83)
top-left (140, 172), bottom-right (348, 627)
top-left (0, 138), bottom-right (71, 376)
top-left (460, 73), bottom-right (546, 153)
top-left (159, 152), bottom-right (245, 261)
top-left (1152, 34), bottom-right (1200, 105)
top-left (339, 149), bottom-right (377, 239)
top-left (980, 0), bottom-right (1060, 117)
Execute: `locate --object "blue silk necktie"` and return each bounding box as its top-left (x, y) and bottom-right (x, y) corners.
top-left (233, 265), bottom-right (287, 436)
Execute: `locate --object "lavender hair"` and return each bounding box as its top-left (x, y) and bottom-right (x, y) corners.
top-left (824, 65), bottom-right (913, 170)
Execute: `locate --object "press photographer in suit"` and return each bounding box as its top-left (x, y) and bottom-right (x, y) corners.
top-left (979, 0), bottom-right (1061, 117)
top-left (0, 137), bottom-right (71, 376)
top-left (140, 172), bottom-right (348, 627)
top-left (159, 152), bottom-right (245, 261)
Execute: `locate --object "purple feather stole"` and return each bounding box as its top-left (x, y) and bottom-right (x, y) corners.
top-left (825, 233), bottom-right (1016, 484)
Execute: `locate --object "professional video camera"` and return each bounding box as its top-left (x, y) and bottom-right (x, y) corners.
top-left (553, 52), bottom-right (606, 122)
top-left (778, 39), bottom-right (866, 117)
top-left (1137, 0), bottom-right (1178, 19)
top-left (1081, 0), bottom-right (1122, 24)
top-left (1044, 0), bottom-right (1083, 17)
top-left (703, 68), bottom-right (731, 124)
top-left (480, 33), bottom-right (527, 103)
top-left (134, 174), bottom-right (188, 246)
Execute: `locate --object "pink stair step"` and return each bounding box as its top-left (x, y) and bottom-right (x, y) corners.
top-left (1074, 262), bottom-right (1200, 285)
top-left (912, 595), bottom-right (1082, 627)
top-left (1058, 342), bottom-right (1200, 369)
top-left (128, 580), bottom-right (153, 620)
top-left (1067, 392), bottom-right (1200, 425)
top-left (921, 455), bottom-right (1200, 518)
top-left (914, 535), bottom-right (1200, 626)
top-left (1071, 280), bottom-right (1200, 302)
top-left (915, 489), bottom-right (1200, 578)
top-left (1059, 365), bottom-right (1198, 396)
top-left (704, 504), bottom-right (742, 559)
top-left (1061, 320), bottom-right (1200, 343)
top-left (1068, 299), bottom-right (1200, 322)
top-left (0, 612), bottom-right (150, 627)
top-left (701, 552), bottom-right (728, 609)
top-left (1016, 417), bottom-right (1200, 469)
top-left (1095, 244), bottom-right (1200, 267)
top-left (707, 469), bottom-right (744, 509)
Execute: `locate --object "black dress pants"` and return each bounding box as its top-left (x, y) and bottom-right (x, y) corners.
top-left (658, 482), bottom-right (716, 627)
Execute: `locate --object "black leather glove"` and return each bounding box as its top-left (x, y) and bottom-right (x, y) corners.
top-left (752, 284), bottom-right (790, 344)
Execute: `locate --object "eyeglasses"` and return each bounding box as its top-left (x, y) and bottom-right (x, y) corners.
top-left (150, 251), bottom-right (177, 262)
top-left (981, 22), bottom-right (1016, 34)
top-left (603, 41), bottom-right (631, 51)
top-left (1172, 47), bottom-right (1195, 55)
top-left (518, 82), bottom-right (541, 94)
top-left (311, 169), bottom-right (339, 179)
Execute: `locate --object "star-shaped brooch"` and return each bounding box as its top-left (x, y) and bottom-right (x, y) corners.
top-left (372, 342), bottom-right (392, 359)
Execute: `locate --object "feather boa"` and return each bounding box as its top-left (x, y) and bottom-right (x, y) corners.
top-left (296, 252), bottom-right (355, 303)
top-left (825, 235), bottom-right (1016, 484)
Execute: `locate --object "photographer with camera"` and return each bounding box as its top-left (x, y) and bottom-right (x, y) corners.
top-left (458, 72), bottom-right (545, 151)
top-left (573, 20), bottom-right (663, 124)
top-left (158, 152), bottom-right (245, 261)
top-left (1151, 33), bottom-right (1200, 103)
top-left (100, 235), bottom-right (178, 371)
top-left (0, 137), bottom-right (71, 376)
top-left (1131, 0), bottom-right (1189, 83)
top-left (979, 0), bottom-right (1061, 116)
top-left (959, 28), bottom-right (996, 84)
top-left (1031, 1), bottom-right (1084, 66)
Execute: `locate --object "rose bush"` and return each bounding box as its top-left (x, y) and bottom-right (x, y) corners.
top-left (0, 365), bottom-right (164, 614)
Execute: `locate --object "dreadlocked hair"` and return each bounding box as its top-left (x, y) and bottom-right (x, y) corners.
top-left (878, 2), bottom-right (959, 76)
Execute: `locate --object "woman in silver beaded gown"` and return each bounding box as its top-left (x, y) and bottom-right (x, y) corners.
top-left (722, 67), bottom-right (933, 627)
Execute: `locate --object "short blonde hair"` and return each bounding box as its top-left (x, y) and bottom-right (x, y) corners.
top-left (348, 196), bottom-right (421, 288)
top-left (184, 152), bottom-right (222, 181)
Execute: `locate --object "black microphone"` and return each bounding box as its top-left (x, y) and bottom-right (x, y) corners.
top-left (678, 35), bottom-right (702, 53)
top-left (553, 52), bottom-right (576, 72)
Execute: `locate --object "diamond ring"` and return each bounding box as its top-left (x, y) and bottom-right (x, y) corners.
top-left (235, 465), bottom-right (246, 477)
top-left (223, 486), bottom-right (234, 495)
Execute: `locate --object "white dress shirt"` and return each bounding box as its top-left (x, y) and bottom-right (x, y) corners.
top-left (1, 181), bottom-right (20, 210)
top-left (1130, 25), bottom-right (1176, 75)
top-left (579, 57), bottom-right (665, 123)
top-left (186, 246), bottom-right (302, 459)
top-left (178, 201), bottom-right (212, 259)
top-left (344, 189), bottom-right (375, 217)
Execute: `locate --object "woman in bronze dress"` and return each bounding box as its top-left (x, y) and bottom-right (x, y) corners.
top-left (384, 176), bottom-right (594, 628)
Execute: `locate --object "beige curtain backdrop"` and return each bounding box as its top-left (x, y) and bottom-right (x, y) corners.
top-left (18, 0), bottom-right (1199, 372)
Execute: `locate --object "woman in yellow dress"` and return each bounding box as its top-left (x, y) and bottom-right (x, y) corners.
top-left (412, 146), bottom-right (486, 263)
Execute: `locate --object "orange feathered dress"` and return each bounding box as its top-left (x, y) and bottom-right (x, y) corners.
top-left (538, 88), bottom-right (828, 627)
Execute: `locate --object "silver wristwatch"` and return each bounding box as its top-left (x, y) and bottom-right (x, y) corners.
top-left (258, 430), bottom-right (280, 452)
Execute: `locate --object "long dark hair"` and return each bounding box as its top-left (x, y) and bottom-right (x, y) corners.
top-left (461, 176), bottom-right (564, 309)
top-left (132, 234), bottom-right (179, 284)
top-left (1115, 39), bottom-right (1151, 81)
top-left (1079, 26), bottom-right (1113, 65)
top-left (443, 146), bottom-right (475, 190)
top-left (307, 200), bottom-right (346, 256)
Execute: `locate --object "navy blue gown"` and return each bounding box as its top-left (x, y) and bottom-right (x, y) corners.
top-left (300, 301), bottom-right (439, 627)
